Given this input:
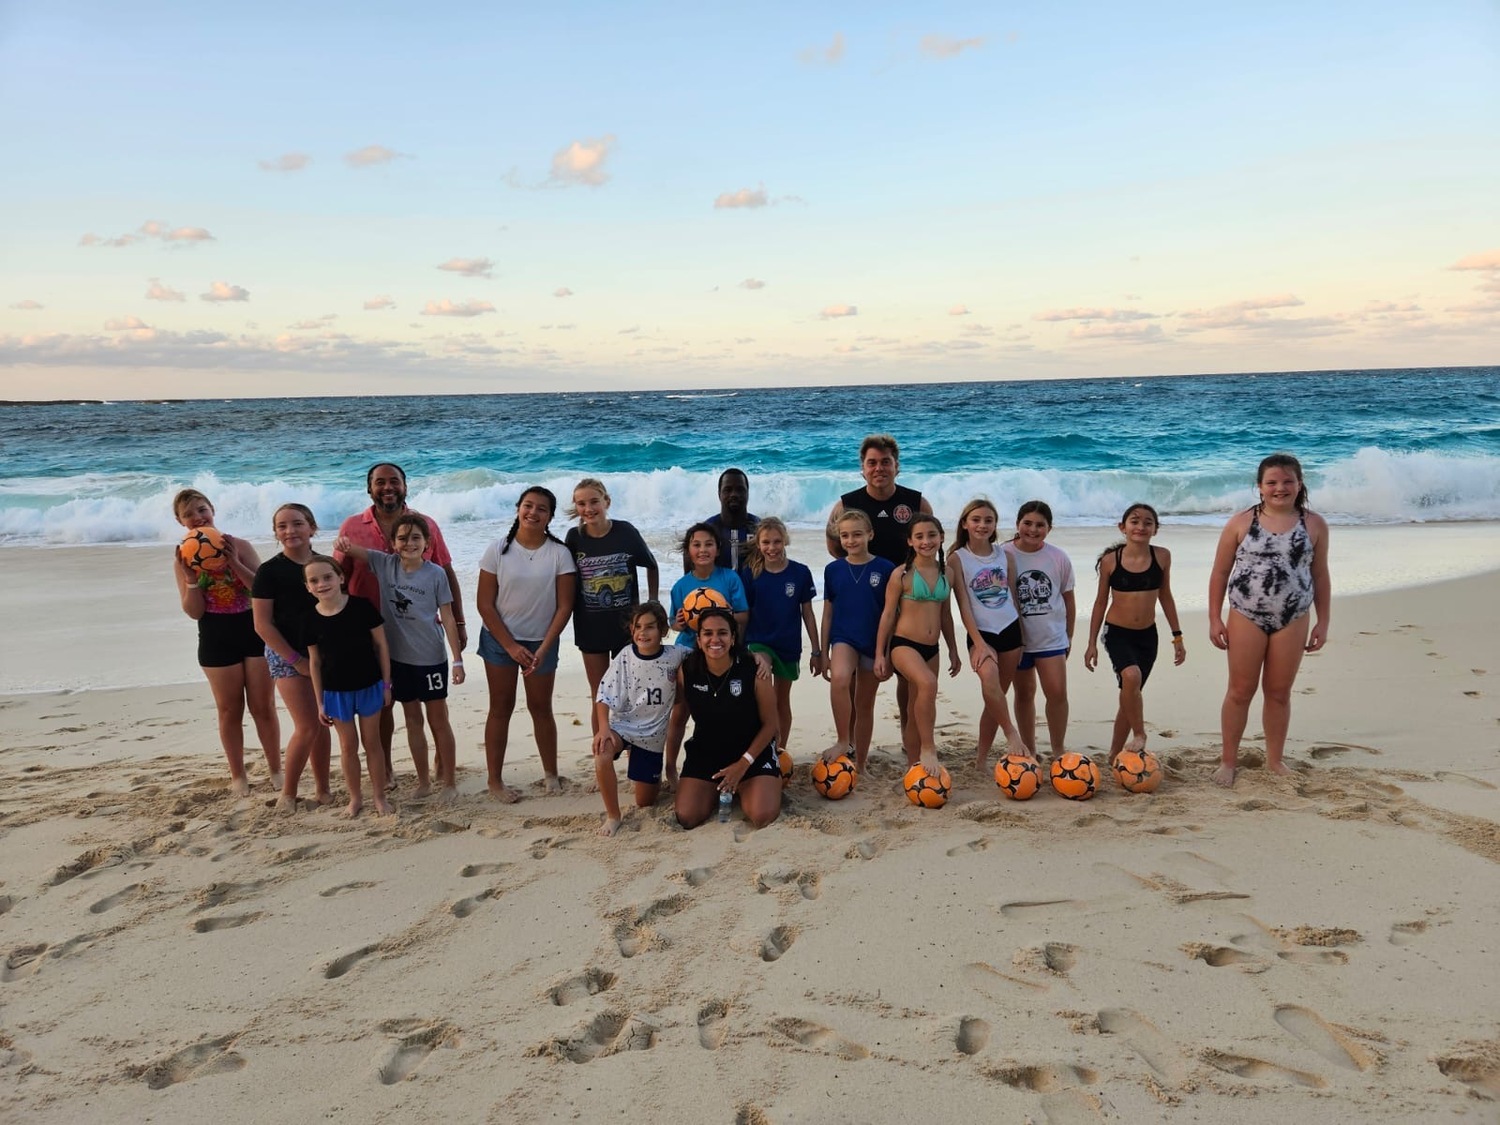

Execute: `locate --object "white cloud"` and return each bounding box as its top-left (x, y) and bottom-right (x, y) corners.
top-left (104, 316), bottom-right (150, 331)
top-left (9, 299), bottom-right (43, 310)
top-left (79, 232), bottom-right (136, 248)
top-left (553, 287), bottom-right (574, 298)
top-left (1450, 249), bottom-right (1500, 271)
top-left (145, 278), bottom-right (186, 302)
top-left (345, 144), bottom-right (407, 168)
top-left (820, 304), bottom-right (858, 319)
top-left (1177, 294), bottom-right (1306, 331)
top-left (258, 152), bottom-right (311, 173)
top-left (1069, 322), bottom-right (1165, 342)
top-left (920, 34), bottom-right (986, 58)
top-left (714, 186), bottom-right (769, 210)
top-left (739, 279), bottom-right (766, 290)
top-left (161, 226), bottom-right (214, 244)
top-left (948, 304), bottom-right (970, 316)
top-left (421, 298), bottom-right (495, 318)
top-left (618, 325), bottom-right (639, 335)
top-left (798, 32), bottom-right (845, 65)
top-left (363, 295), bottom-right (396, 310)
top-left (437, 257), bottom-right (495, 279)
top-left (80, 222), bottom-right (214, 248)
top-left (288, 315), bottom-right (337, 330)
top-left (1035, 306), bottom-right (1158, 322)
top-left (550, 135), bottom-right (615, 187)
top-left (201, 281), bottom-right (250, 303)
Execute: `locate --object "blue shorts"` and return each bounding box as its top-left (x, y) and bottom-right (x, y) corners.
top-left (1018, 647), bottom-right (1069, 671)
top-left (477, 628), bottom-right (561, 675)
top-left (322, 681), bottom-right (386, 722)
top-left (265, 646), bottom-right (305, 680)
top-left (616, 742), bottom-right (665, 785)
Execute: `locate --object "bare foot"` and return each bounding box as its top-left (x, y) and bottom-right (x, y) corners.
top-left (274, 793), bottom-right (297, 814)
top-left (597, 817), bottom-right (622, 838)
top-left (920, 750), bottom-right (941, 777)
top-left (229, 776), bottom-right (251, 798)
top-left (344, 798), bottom-right (363, 818)
top-left (386, 774), bottom-right (398, 793)
top-left (973, 747), bottom-right (992, 773)
top-left (820, 741), bottom-right (846, 764)
top-left (412, 780), bottom-right (432, 799)
top-left (315, 791), bottom-right (334, 806)
top-left (1004, 737), bottom-right (1036, 762)
top-left (436, 785), bottom-right (457, 805)
top-left (1212, 764), bottom-right (1237, 788)
top-left (373, 797), bottom-right (395, 816)
top-left (487, 782), bottom-right (521, 804)
top-left (1267, 760), bottom-right (1292, 777)
top-left (544, 774), bottom-right (562, 795)
top-left (269, 771), bottom-right (284, 792)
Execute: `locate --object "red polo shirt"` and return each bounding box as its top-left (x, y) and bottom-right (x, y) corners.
top-left (335, 506), bottom-right (454, 604)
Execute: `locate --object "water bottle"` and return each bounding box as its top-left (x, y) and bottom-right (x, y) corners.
top-left (717, 789), bottom-right (733, 823)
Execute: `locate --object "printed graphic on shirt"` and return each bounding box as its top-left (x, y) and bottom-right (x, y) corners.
top-left (1016, 570), bottom-right (1055, 617)
top-left (968, 568), bottom-right (1011, 610)
top-left (577, 551), bottom-right (636, 611)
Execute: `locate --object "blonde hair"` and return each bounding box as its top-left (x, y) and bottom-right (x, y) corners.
top-left (836, 508), bottom-right (873, 534)
top-left (952, 497), bottom-right (999, 552)
top-left (172, 488), bottom-right (212, 519)
top-left (567, 478), bottom-right (611, 520)
top-left (742, 516), bottom-right (790, 577)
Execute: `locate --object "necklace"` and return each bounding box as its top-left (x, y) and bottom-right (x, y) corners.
top-left (845, 558), bottom-right (870, 585)
top-left (704, 663), bottom-right (734, 698)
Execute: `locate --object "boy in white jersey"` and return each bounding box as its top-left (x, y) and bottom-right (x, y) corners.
top-left (592, 602), bottom-right (685, 837)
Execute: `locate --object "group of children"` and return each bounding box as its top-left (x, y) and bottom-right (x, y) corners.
top-left (171, 481), bottom-right (1189, 829)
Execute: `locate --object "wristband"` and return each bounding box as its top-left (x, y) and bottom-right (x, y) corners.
top-left (452, 659), bottom-right (464, 666)
top-left (810, 648), bottom-right (822, 656)
top-left (741, 751), bottom-right (755, 764)
top-left (1171, 631), bottom-right (1183, 638)
top-left (454, 619), bottom-right (466, 626)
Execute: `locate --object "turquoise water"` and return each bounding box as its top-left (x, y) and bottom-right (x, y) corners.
top-left (2, 367), bottom-right (1497, 558)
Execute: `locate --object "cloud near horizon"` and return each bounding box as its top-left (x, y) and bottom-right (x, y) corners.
top-left (553, 287), bottom-right (573, 298)
top-left (258, 152), bottom-right (311, 173)
top-left (1034, 306), bottom-right (1159, 323)
top-left (200, 281), bottom-right (250, 302)
top-left (437, 257), bottom-right (495, 279)
top-left (919, 34), bottom-right (986, 58)
top-left (820, 304), bottom-right (858, 319)
top-left (145, 278), bottom-right (186, 302)
top-left (421, 298), bottom-right (495, 317)
top-left (344, 144), bottom-right (408, 168)
top-left (948, 304), bottom-right (970, 316)
top-left (714, 186), bottom-right (769, 209)
top-left (1449, 249), bottom-right (1500, 271)
top-left (9, 299), bottom-right (43, 310)
top-left (1069, 322), bottom-right (1164, 342)
top-left (363, 296), bottom-right (396, 310)
top-left (739, 279), bottom-right (766, 290)
top-left (550, 136), bottom-right (615, 187)
top-left (80, 221), bottom-right (215, 249)
top-left (104, 316), bottom-right (150, 331)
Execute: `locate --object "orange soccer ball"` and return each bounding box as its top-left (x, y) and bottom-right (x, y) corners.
top-left (1112, 749), bottom-right (1163, 794)
top-left (903, 764), bottom-right (952, 809)
top-left (179, 526), bottom-right (229, 574)
top-left (1049, 752), bottom-right (1101, 801)
top-left (811, 754), bottom-right (856, 800)
top-left (777, 750), bottom-right (794, 788)
top-left (680, 586), bottom-right (730, 632)
top-left (995, 754), bottom-right (1041, 800)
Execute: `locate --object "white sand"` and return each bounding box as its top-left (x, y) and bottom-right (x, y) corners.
top-left (2, 546), bottom-right (1499, 1121)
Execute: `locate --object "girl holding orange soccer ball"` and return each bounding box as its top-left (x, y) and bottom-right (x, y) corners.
top-left (669, 522), bottom-right (748, 649)
top-left (1083, 503), bottom-right (1185, 766)
top-left (171, 489), bottom-right (281, 797)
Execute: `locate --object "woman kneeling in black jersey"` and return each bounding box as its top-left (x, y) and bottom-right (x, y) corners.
top-left (665, 607), bottom-right (783, 829)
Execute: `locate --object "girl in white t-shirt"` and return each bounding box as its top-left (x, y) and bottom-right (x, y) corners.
top-left (476, 486), bottom-right (577, 801)
top-left (1006, 500), bottom-right (1076, 760)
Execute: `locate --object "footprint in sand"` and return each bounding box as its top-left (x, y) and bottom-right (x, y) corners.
top-left (1236, 798), bottom-right (1275, 811)
top-left (548, 967), bottom-right (617, 1006)
top-left (1201, 1048), bottom-right (1325, 1088)
top-left (134, 1034), bottom-right (246, 1090)
top-left (192, 880), bottom-right (266, 912)
top-left (946, 838), bottom-right (991, 856)
top-left (49, 845), bottom-right (130, 887)
top-left (528, 836), bottom-right (574, 859)
top-left (324, 944), bottom-right (381, 980)
top-left (271, 845), bottom-right (319, 864)
top-left (532, 1011), bottom-right (657, 1064)
top-left (1038, 1088), bottom-right (1106, 1124)
top-left (963, 960), bottom-right (1047, 994)
top-left (450, 888), bottom-right (500, 918)
top-left (611, 896), bottom-right (689, 958)
top-left (459, 862), bottom-right (509, 878)
top-left (848, 837), bottom-right (886, 861)
top-left (1183, 944), bottom-right (1269, 972)
top-left (1042, 943), bottom-right (1077, 974)
top-left (319, 881), bottom-right (377, 897)
top-left (1434, 771), bottom-right (1497, 790)
top-left (680, 866), bottom-right (715, 887)
top-left (192, 912), bottom-right (263, 933)
top-left (697, 999), bottom-right (730, 1050)
top-left (2, 943), bottom-right (49, 983)
top-left (955, 1017), bottom-right (990, 1055)
top-left (88, 883), bottom-right (145, 914)
top-left (375, 1021), bottom-right (458, 1085)
top-left (755, 871), bottom-right (821, 900)
top-left (999, 899), bottom-right (1082, 920)
top-left (0, 895), bottom-right (15, 916)
top-left (1097, 1008), bottom-right (1188, 1086)
top-left (760, 926), bottom-right (797, 963)
top-left (1436, 1050), bottom-right (1500, 1100)
top-left (983, 1062), bottom-right (1099, 1093)
top-left (1273, 1004), bottom-right (1374, 1071)
top-left (770, 1017), bottom-right (869, 1060)
top-left (1389, 920), bottom-right (1429, 946)
top-left (1277, 949), bottom-right (1348, 965)
top-left (735, 1105), bottom-right (772, 1125)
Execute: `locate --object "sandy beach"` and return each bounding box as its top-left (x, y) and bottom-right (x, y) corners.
top-left (2, 552), bottom-right (1498, 1122)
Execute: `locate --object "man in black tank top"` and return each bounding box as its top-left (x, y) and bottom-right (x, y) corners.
top-left (824, 435), bottom-right (933, 745)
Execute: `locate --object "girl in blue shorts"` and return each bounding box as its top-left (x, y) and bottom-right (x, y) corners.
top-left (1006, 501), bottom-right (1076, 761)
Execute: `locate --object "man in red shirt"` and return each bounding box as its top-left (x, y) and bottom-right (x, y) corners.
top-left (335, 462), bottom-right (467, 782)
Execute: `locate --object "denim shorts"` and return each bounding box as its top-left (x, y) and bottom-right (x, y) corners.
top-left (477, 628), bottom-right (561, 675)
top-left (322, 681), bottom-right (386, 722)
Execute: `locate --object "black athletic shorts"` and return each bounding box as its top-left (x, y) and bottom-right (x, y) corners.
top-left (391, 660), bottom-right (450, 703)
top-left (1102, 622), bottom-right (1159, 687)
top-left (965, 620), bottom-right (1023, 655)
top-left (198, 610), bottom-right (264, 668)
top-left (681, 741), bottom-right (779, 783)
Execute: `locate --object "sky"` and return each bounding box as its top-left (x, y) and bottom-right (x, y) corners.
top-left (1, 0), bottom-right (1497, 399)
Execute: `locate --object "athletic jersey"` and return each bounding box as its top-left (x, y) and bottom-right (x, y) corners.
top-left (565, 520), bottom-right (655, 653)
top-left (1006, 541), bottom-right (1075, 653)
top-left (681, 651), bottom-right (762, 771)
top-left (364, 550), bottom-right (452, 666)
top-left (302, 595), bottom-right (384, 692)
top-left (822, 555), bottom-right (895, 657)
top-left (740, 560), bottom-right (816, 657)
top-left (706, 512), bottom-right (760, 571)
top-left (251, 553), bottom-right (318, 653)
top-left (1108, 545), bottom-right (1163, 592)
top-left (595, 644), bottom-right (687, 754)
top-left (669, 568), bottom-right (749, 649)
top-left (954, 545), bottom-right (1018, 634)
top-left (840, 485), bottom-right (923, 565)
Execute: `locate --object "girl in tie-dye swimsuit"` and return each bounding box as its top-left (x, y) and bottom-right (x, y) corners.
top-left (1208, 454), bottom-right (1331, 788)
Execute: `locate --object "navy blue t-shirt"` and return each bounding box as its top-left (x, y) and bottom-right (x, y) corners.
top-left (740, 560), bottom-right (816, 658)
top-left (822, 556), bottom-right (895, 658)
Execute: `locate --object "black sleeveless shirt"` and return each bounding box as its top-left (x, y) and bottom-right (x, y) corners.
top-left (841, 484), bottom-right (924, 565)
top-left (682, 651), bottom-right (761, 771)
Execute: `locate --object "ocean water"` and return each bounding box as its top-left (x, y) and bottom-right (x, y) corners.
top-left (2, 367), bottom-right (1497, 564)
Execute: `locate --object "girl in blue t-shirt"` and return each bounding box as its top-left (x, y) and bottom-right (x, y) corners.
top-left (669, 522), bottom-right (748, 648)
top-left (819, 509), bottom-right (894, 773)
top-left (739, 517), bottom-right (820, 759)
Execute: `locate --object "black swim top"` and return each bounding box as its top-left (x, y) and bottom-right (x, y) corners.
top-left (1108, 545), bottom-right (1163, 593)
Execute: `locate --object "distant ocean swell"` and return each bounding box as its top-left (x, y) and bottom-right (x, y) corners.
top-left (2, 446), bottom-right (1497, 550)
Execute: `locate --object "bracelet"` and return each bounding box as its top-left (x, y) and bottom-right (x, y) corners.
top-left (741, 751), bottom-right (755, 764)
top-left (454, 619), bottom-right (466, 626)
top-left (452, 659), bottom-right (464, 666)
top-left (1171, 630), bottom-right (1183, 638)
top-left (810, 648), bottom-right (822, 656)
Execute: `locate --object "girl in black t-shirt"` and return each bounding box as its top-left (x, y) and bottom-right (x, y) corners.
top-left (665, 607), bottom-right (782, 830)
top-left (304, 555), bottom-right (393, 817)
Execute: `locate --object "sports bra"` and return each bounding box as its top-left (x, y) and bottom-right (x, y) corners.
top-left (1108, 546), bottom-right (1162, 593)
top-left (903, 566), bottom-right (951, 602)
